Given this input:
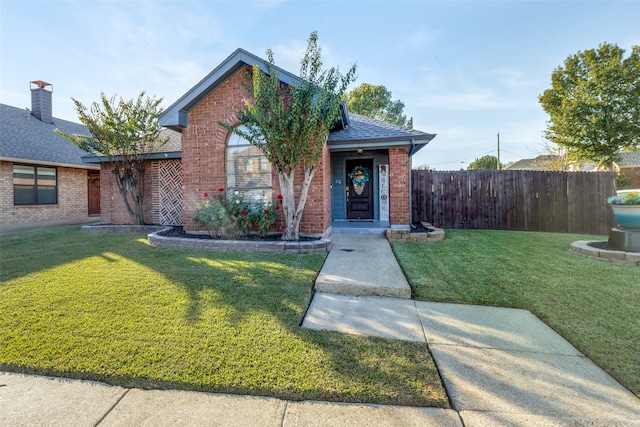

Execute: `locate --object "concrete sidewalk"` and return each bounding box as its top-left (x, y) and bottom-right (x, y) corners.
top-left (304, 295), bottom-right (640, 426)
top-left (0, 372), bottom-right (460, 426)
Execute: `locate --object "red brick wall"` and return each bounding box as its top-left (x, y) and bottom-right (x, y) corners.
top-left (180, 68), bottom-right (250, 231)
top-left (181, 66), bottom-right (331, 235)
top-left (298, 145), bottom-right (332, 234)
top-left (98, 163), bottom-right (153, 225)
top-left (389, 147), bottom-right (410, 226)
top-left (622, 166), bottom-right (640, 188)
top-left (0, 161), bottom-right (93, 225)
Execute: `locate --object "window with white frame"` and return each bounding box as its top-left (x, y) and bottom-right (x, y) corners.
top-left (13, 164), bottom-right (58, 205)
top-left (226, 125), bottom-right (272, 203)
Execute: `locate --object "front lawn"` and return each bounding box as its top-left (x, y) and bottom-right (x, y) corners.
top-left (392, 229), bottom-right (640, 397)
top-left (0, 227), bottom-right (447, 407)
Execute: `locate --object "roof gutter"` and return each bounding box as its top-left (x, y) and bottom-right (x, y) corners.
top-left (0, 156), bottom-right (100, 170)
top-left (80, 151), bottom-right (182, 164)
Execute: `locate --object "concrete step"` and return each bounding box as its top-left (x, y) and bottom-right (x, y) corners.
top-left (314, 234), bottom-right (411, 298)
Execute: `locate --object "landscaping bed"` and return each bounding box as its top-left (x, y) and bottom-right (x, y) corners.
top-left (149, 226), bottom-right (331, 254)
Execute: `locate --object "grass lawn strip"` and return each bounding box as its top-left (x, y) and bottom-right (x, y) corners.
top-left (392, 229), bottom-right (640, 397)
top-left (0, 227), bottom-right (446, 407)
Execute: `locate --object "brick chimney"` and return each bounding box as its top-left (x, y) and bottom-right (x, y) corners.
top-left (30, 80), bottom-right (53, 123)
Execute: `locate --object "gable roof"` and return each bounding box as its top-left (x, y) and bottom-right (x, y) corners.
top-left (159, 49), bottom-right (300, 131)
top-left (159, 48), bottom-right (436, 155)
top-left (0, 103), bottom-right (99, 169)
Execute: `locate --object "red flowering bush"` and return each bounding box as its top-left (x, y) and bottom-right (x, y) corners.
top-left (192, 190), bottom-right (242, 238)
top-left (193, 189), bottom-right (279, 238)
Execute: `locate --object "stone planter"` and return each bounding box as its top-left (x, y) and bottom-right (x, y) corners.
top-left (610, 205), bottom-right (640, 230)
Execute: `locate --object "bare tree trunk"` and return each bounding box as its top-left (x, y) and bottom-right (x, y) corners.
top-left (112, 162), bottom-right (146, 225)
top-left (113, 166), bottom-right (136, 221)
top-left (278, 164), bottom-right (317, 240)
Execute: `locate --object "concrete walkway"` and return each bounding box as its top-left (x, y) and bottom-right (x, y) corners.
top-left (314, 234), bottom-right (411, 298)
top-left (303, 233), bottom-right (640, 426)
top-left (2, 232), bottom-right (640, 426)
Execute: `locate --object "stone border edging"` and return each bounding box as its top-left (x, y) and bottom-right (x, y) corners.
top-left (570, 240), bottom-right (640, 266)
top-left (148, 229), bottom-right (332, 254)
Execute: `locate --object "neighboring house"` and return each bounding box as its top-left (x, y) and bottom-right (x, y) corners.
top-left (505, 155), bottom-right (561, 171)
top-left (0, 81), bottom-right (101, 231)
top-left (94, 48), bottom-right (436, 235)
top-left (618, 152), bottom-right (640, 188)
top-left (504, 155), bottom-right (593, 171)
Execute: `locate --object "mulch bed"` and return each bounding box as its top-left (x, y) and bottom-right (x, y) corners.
top-left (158, 226), bottom-right (320, 242)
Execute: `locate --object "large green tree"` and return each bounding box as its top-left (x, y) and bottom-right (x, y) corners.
top-left (539, 43), bottom-right (640, 169)
top-left (467, 155), bottom-right (501, 170)
top-left (224, 32), bottom-right (356, 240)
top-left (57, 92), bottom-right (168, 225)
top-left (346, 83), bottom-right (413, 128)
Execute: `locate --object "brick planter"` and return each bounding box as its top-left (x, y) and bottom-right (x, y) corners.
top-left (385, 223), bottom-right (445, 243)
top-left (569, 240), bottom-right (640, 266)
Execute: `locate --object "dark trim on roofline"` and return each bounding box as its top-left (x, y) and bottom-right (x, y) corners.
top-left (328, 134), bottom-right (435, 154)
top-left (159, 49), bottom-right (301, 131)
top-left (0, 156), bottom-right (100, 170)
top-left (81, 151), bottom-right (182, 164)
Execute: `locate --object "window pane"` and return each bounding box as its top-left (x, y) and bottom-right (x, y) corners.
top-left (226, 126), bottom-right (272, 198)
top-left (37, 167), bottom-right (56, 185)
top-left (37, 187), bottom-right (57, 204)
top-left (14, 186), bottom-right (36, 205)
top-left (13, 165), bottom-right (35, 185)
top-left (243, 189), bottom-right (273, 204)
top-left (227, 125), bottom-right (264, 146)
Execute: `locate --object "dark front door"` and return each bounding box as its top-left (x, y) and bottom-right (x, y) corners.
top-left (346, 159), bottom-right (374, 220)
top-left (88, 172), bottom-right (101, 215)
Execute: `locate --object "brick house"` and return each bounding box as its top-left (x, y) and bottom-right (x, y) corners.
top-left (0, 82), bottom-right (101, 231)
top-left (98, 49), bottom-right (436, 235)
top-left (618, 152), bottom-right (640, 189)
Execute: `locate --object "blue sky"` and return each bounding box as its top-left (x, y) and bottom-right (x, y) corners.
top-left (1, 0), bottom-right (638, 169)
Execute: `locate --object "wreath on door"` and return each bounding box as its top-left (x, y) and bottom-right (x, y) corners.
top-left (348, 166), bottom-right (370, 196)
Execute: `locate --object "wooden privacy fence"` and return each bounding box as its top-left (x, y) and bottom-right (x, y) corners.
top-left (412, 170), bottom-right (617, 235)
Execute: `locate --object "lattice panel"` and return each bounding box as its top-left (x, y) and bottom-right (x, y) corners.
top-left (157, 160), bottom-right (183, 225)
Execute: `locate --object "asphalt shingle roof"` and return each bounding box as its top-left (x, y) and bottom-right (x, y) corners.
top-left (328, 113), bottom-right (434, 143)
top-left (0, 103), bottom-right (95, 167)
top-left (619, 152), bottom-right (640, 167)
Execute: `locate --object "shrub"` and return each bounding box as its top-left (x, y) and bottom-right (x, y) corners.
top-left (192, 189), bottom-right (280, 238)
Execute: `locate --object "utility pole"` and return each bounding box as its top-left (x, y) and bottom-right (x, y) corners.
top-left (497, 133), bottom-right (501, 170)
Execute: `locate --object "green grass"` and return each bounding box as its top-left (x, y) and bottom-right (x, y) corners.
top-left (392, 229), bottom-right (640, 397)
top-left (0, 227), bottom-right (446, 407)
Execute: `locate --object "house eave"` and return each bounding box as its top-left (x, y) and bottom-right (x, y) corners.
top-left (81, 151), bottom-right (182, 164)
top-left (0, 156), bottom-right (100, 170)
top-left (327, 134), bottom-right (435, 154)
